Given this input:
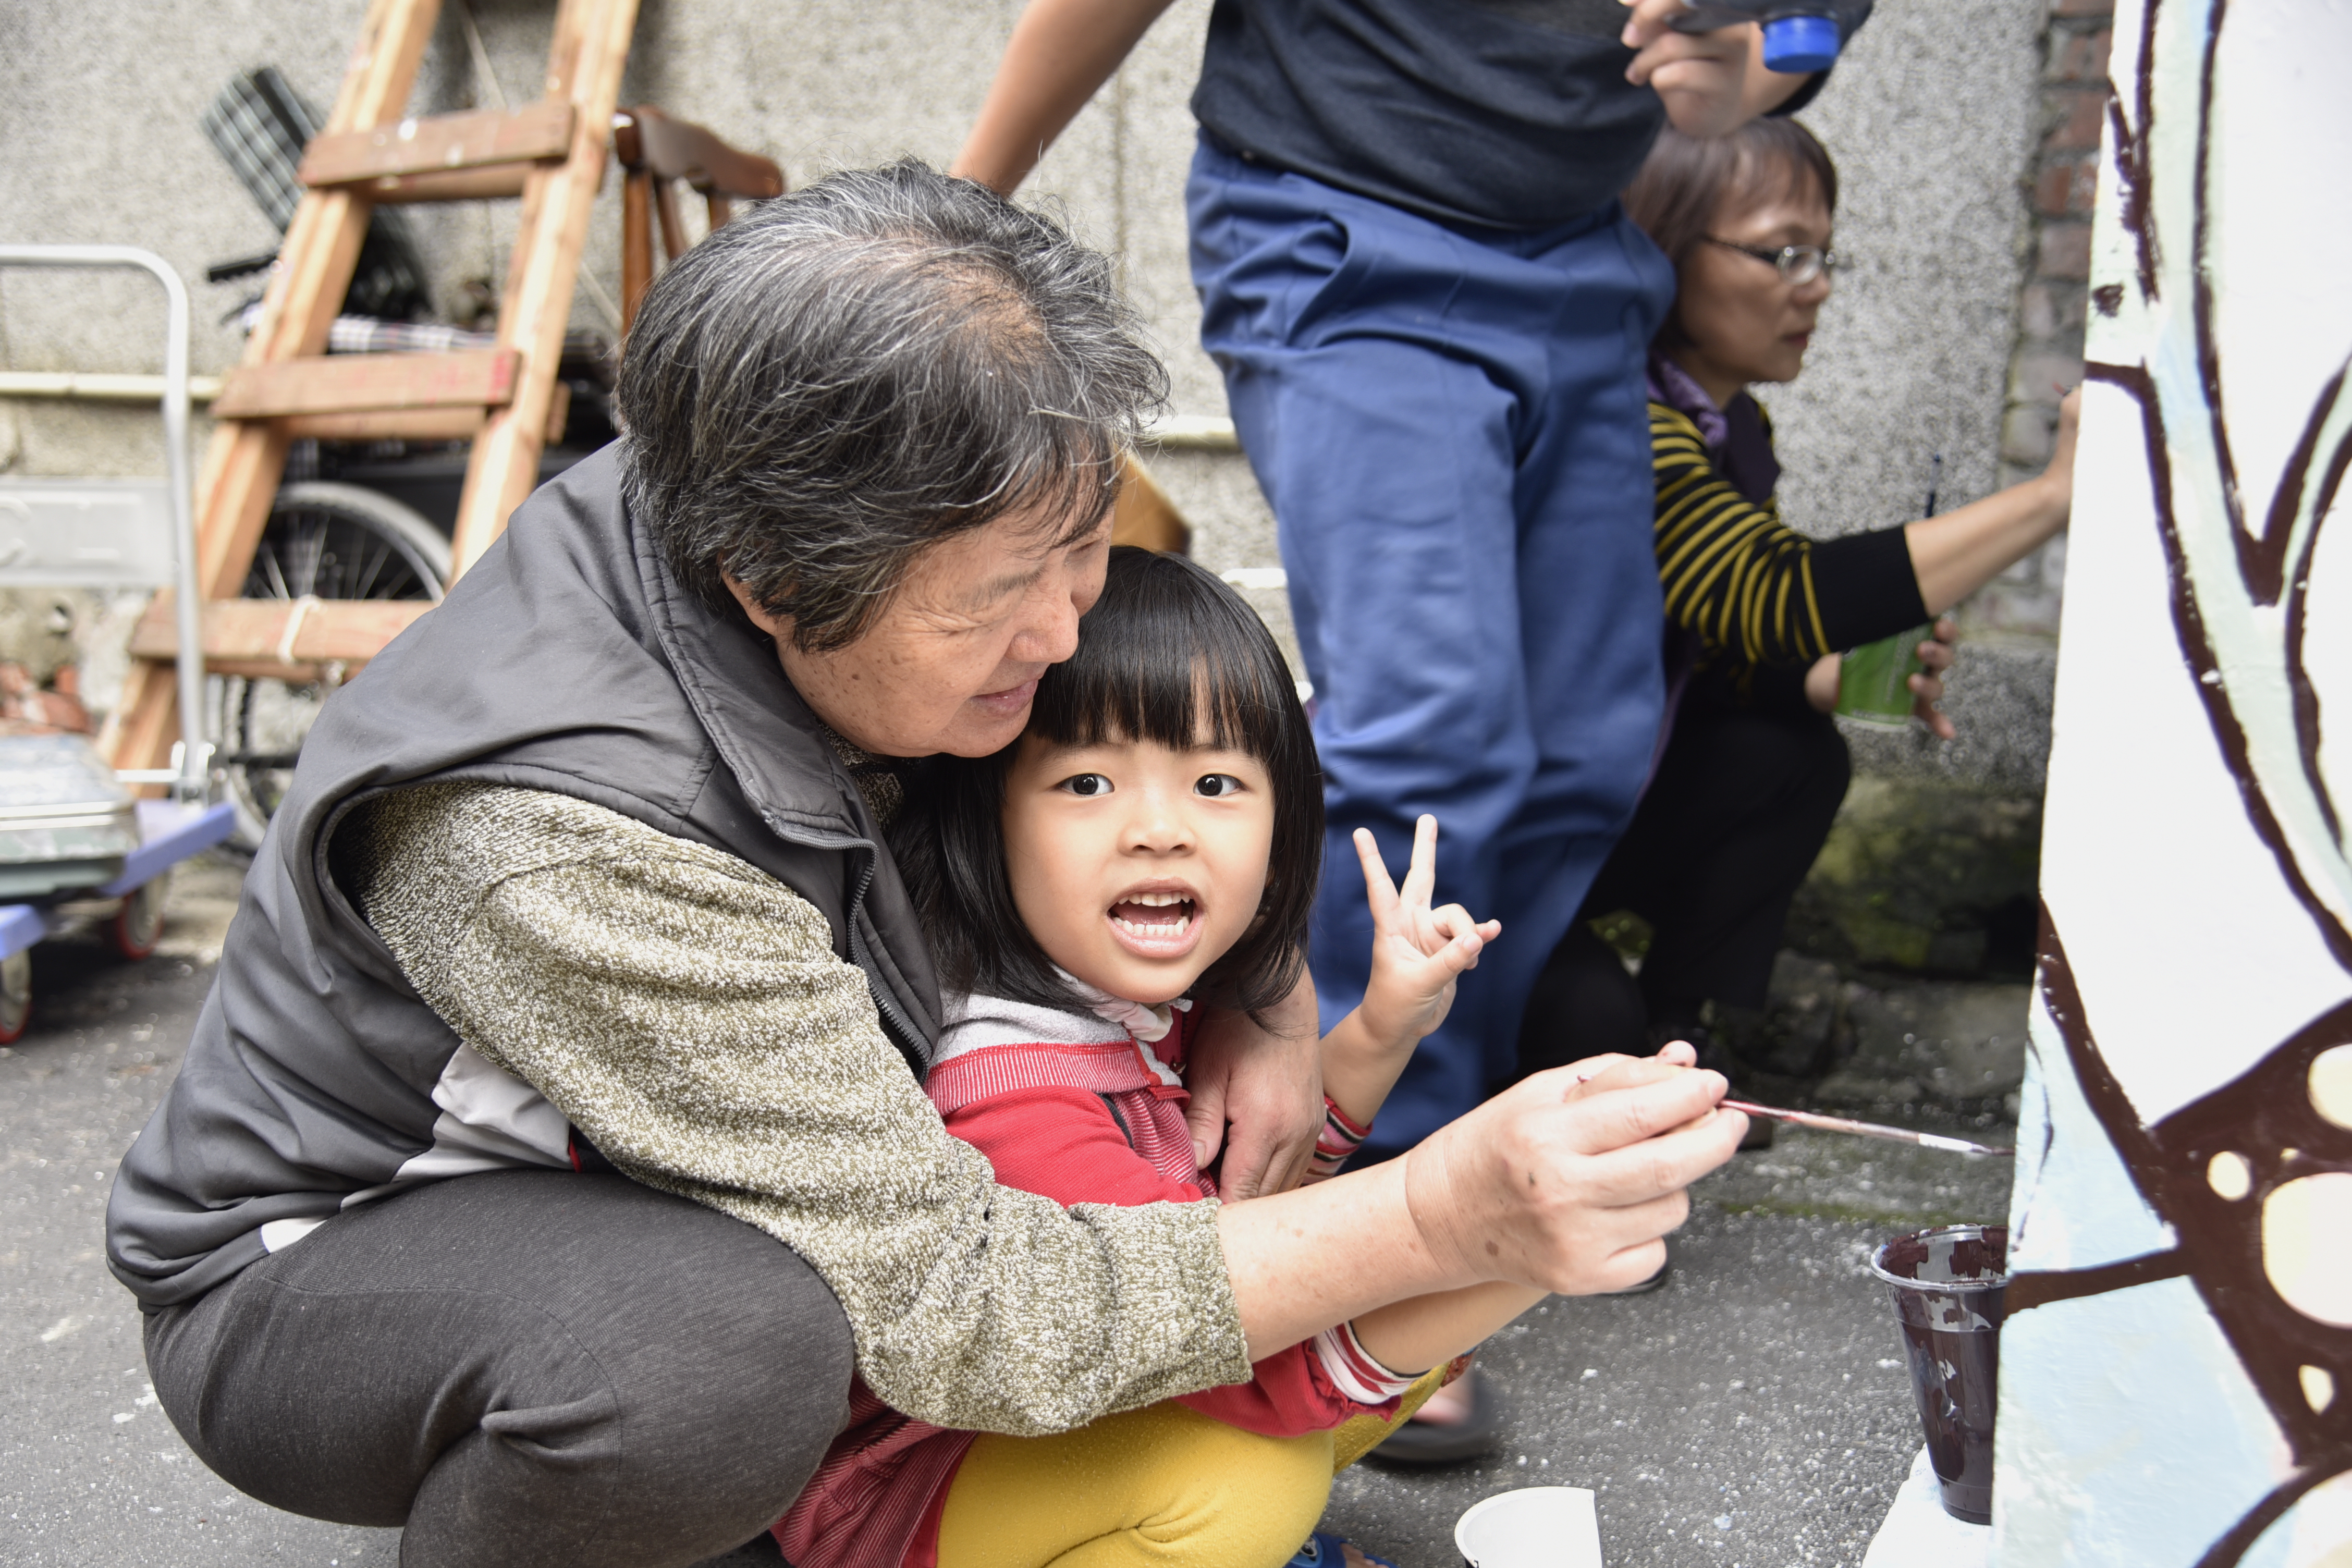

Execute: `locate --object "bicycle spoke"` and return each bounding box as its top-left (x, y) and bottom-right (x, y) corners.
top-left (231, 485), bottom-right (447, 843)
top-left (289, 519), bottom-right (326, 598)
top-left (255, 543), bottom-right (292, 601)
top-left (347, 537), bottom-right (398, 600)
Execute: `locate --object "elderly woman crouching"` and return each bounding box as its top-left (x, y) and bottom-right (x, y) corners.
top-left (106, 162), bottom-right (1739, 1567)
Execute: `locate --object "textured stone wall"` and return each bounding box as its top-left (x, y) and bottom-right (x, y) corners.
top-left (1764, 2), bottom-right (2108, 1088)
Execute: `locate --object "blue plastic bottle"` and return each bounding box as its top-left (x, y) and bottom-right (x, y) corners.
top-left (1670, 3), bottom-right (1843, 75)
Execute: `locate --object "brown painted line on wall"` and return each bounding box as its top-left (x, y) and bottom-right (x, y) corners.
top-left (2192, 1458), bottom-right (2352, 1568)
top-left (2084, 359), bottom-right (2352, 974)
top-left (2006, 1248), bottom-right (2189, 1313)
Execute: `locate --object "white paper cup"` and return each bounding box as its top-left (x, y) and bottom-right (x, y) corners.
top-left (1453, 1486), bottom-right (1603, 1567)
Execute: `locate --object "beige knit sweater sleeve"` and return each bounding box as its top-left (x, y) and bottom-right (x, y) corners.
top-left (345, 780), bottom-right (1250, 1436)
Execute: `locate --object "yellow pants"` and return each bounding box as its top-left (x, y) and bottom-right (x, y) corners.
top-left (933, 1367), bottom-right (1444, 1568)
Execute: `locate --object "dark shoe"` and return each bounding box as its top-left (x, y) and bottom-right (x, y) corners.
top-left (1366, 1366), bottom-right (1502, 1466)
top-left (1288, 1532), bottom-right (1399, 1568)
top-left (1656, 1016), bottom-right (1777, 1148)
top-left (1608, 1247), bottom-right (1673, 1294)
top-left (1650, 1014), bottom-right (1736, 1076)
top-left (1656, 1004), bottom-right (1784, 1084)
top-left (687, 1532), bottom-right (782, 1566)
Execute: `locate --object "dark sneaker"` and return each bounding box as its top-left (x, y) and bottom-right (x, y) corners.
top-left (1367, 1366), bottom-right (1502, 1466)
top-left (1288, 1532), bottom-right (1399, 1568)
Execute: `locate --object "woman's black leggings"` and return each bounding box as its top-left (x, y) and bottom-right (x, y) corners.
top-left (1516, 697), bottom-right (1851, 1078)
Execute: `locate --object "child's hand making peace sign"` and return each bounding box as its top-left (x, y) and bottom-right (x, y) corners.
top-left (1318, 815), bottom-right (1502, 1131)
top-left (1353, 815), bottom-right (1501, 1051)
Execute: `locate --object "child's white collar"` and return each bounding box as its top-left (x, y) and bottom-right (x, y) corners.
top-left (1053, 966), bottom-right (1193, 1044)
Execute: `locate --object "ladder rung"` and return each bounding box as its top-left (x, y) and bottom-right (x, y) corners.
top-left (363, 166), bottom-right (535, 204)
top-left (277, 381), bottom-right (566, 444)
top-left (212, 349), bottom-right (520, 419)
top-left (130, 596), bottom-right (433, 678)
top-left (280, 408), bottom-right (487, 442)
top-left (299, 102), bottom-right (576, 187)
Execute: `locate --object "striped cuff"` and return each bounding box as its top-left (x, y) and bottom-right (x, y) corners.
top-left (1313, 1319), bottom-right (1419, 1406)
top-left (1308, 1096), bottom-right (1371, 1181)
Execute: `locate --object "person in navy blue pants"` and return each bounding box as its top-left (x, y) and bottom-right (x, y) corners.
top-left (1186, 140), bottom-right (1674, 1155)
top-left (956, 3), bottom-right (1865, 1169)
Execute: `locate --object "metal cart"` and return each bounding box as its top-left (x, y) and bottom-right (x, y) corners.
top-left (0, 245), bottom-right (238, 1040)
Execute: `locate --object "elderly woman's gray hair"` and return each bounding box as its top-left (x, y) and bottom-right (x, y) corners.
top-left (617, 158), bottom-right (1169, 652)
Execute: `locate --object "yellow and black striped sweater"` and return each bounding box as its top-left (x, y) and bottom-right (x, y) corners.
top-left (1650, 399), bottom-right (1925, 699)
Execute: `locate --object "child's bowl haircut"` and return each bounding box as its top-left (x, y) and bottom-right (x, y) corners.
top-left (891, 546), bottom-right (1323, 1014)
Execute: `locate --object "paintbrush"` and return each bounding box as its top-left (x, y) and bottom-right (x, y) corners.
top-left (1722, 1099), bottom-right (2013, 1157)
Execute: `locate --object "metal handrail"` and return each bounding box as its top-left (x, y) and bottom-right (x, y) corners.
top-left (0, 246), bottom-right (207, 799)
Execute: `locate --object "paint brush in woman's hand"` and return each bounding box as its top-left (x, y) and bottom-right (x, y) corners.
top-left (1721, 1099), bottom-right (2014, 1157)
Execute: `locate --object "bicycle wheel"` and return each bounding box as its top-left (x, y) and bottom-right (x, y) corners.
top-left (213, 482), bottom-right (449, 846)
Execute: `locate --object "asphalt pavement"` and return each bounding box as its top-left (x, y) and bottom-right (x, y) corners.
top-left (3, 850), bottom-right (2016, 1567)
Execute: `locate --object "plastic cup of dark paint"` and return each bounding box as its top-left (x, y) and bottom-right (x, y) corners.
top-left (1835, 626), bottom-right (1932, 727)
top-left (1868, 1223), bottom-right (2009, 1525)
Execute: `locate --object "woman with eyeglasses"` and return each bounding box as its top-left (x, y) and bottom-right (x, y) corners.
top-left (1511, 117), bottom-right (2082, 1104)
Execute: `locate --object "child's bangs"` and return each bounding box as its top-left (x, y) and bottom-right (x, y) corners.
top-left (893, 546), bottom-right (1321, 1016)
top-left (1026, 555), bottom-right (1295, 769)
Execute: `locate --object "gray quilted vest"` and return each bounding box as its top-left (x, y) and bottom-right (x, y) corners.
top-left (107, 444), bottom-right (941, 1308)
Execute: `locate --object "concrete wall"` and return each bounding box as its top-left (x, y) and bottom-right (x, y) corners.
top-left (0, 0), bottom-right (2053, 788)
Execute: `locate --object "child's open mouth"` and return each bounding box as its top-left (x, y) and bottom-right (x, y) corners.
top-left (1106, 889), bottom-right (1201, 958)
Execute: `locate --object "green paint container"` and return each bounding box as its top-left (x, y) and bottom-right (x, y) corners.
top-left (1836, 626), bottom-right (1930, 728)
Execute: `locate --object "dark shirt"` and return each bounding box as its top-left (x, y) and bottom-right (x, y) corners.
top-left (1191, 0), bottom-right (1867, 233)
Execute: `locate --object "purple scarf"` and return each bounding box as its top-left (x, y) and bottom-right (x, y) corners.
top-left (1647, 352), bottom-right (1728, 447)
top-left (1645, 351), bottom-right (1781, 506)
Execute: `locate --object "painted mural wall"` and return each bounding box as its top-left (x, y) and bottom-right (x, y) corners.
top-left (1994, 2), bottom-right (2352, 1564)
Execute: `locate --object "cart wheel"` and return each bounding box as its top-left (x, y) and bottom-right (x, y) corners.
top-left (111, 872), bottom-right (172, 961)
top-left (215, 483), bottom-right (451, 849)
top-left (0, 951), bottom-right (31, 1044)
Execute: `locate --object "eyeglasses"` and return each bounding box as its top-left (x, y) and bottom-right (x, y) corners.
top-left (1701, 236), bottom-right (1841, 286)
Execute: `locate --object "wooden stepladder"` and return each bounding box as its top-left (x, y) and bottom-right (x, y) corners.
top-left (109, 0), bottom-right (639, 777)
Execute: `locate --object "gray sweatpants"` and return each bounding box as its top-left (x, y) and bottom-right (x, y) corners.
top-left (144, 1169), bottom-right (855, 1567)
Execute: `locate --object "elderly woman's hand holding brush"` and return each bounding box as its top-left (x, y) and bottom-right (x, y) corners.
top-left (1204, 1042), bottom-right (1746, 1401)
top-left (1226, 1037), bottom-right (2005, 1414)
top-left (1393, 1043), bottom-right (1743, 1298)
top-left (1565, 1045), bottom-right (2014, 1160)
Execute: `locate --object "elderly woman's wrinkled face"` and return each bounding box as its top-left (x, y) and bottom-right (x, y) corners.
top-left (1672, 167), bottom-right (1835, 399)
top-left (731, 503), bottom-right (1113, 759)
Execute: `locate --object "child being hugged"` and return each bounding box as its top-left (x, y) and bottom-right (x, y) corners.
top-left (778, 547), bottom-right (1547, 1568)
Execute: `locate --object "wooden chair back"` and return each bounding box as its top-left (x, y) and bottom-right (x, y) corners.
top-left (614, 106), bottom-right (785, 334)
